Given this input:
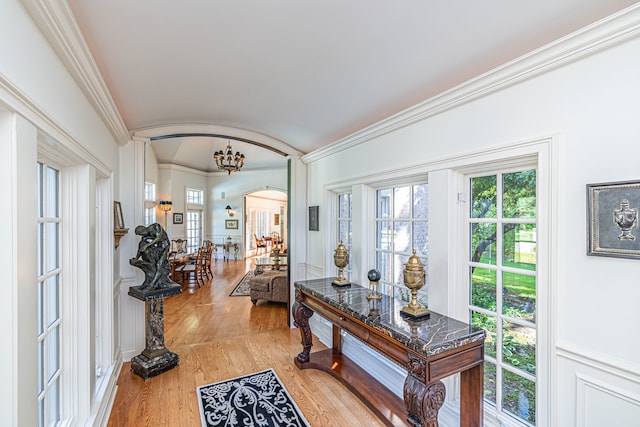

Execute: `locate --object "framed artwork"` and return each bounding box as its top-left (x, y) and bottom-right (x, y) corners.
top-left (114, 201), bottom-right (125, 229)
top-left (587, 180), bottom-right (640, 259)
top-left (308, 206), bottom-right (319, 231)
top-left (274, 213), bottom-right (280, 226)
top-left (173, 212), bottom-right (183, 224)
top-left (225, 219), bottom-right (239, 229)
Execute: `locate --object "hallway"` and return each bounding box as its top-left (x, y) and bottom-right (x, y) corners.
top-left (107, 259), bottom-right (385, 426)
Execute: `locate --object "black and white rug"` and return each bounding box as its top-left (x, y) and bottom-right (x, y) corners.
top-left (229, 271), bottom-right (254, 296)
top-left (197, 368), bottom-right (310, 427)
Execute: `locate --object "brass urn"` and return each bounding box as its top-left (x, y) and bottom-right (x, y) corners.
top-left (332, 241), bottom-right (350, 286)
top-left (400, 249), bottom-right (429, 318)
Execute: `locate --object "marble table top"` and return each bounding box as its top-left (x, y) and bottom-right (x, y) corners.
top-left (294, 278), bottom-right (485, 358)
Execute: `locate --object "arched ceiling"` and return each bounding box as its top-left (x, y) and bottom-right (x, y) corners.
top-left (31, 1), bottom-right (640, 171)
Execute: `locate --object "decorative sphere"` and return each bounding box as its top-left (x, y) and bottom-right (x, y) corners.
top-left (367, 269), bottom-right (381, 282)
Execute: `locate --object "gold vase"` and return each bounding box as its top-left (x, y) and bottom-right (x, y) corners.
top-left (332, 241), bottom-right (350, 286)
top-left (400, 249), bottom-right (429, 318)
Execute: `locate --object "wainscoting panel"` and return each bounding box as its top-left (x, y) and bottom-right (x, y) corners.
top-left (556, 344), bottom-right (640, 427)
top-left (576, 373), bottom-right (640, 427)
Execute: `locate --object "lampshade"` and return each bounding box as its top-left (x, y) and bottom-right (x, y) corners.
top-left (159, 200), bottom-right (172, 212)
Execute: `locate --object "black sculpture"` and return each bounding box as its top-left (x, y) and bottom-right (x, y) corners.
top-left (127, 223), bottom-right (182, 379)
top-left (129, 223), bottom-right (181, 299)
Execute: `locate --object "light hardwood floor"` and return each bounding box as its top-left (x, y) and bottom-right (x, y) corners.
top-left (107, 258), bottom-right (386, 426)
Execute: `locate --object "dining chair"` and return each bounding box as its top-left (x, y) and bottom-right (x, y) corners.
top-left (174, 246), bottom-right (206, 287)
top-left (254, 234), bottom-right (267, 255)
top-left (171, 238), bottom-right (188, 254)
top-left (202, 240), bottom-right (213, 278)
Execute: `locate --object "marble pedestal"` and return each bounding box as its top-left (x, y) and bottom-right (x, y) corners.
top-left (129, 285), bottom-right (182, 379)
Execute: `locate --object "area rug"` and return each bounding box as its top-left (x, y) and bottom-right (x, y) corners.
top-left (229, 271), bottom-right (254, 296)
top-left (196, 368), bottom-right (310, 427)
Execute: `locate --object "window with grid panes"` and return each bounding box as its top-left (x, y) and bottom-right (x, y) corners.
top-left (337, 193), bottom-right (352, 279)
top-left (375, 184), bottom-right (428, 303)
top-left (468, 169), bottom-right (537, 426)
top-left (144, 182), bottom-right (156, 225)
top-left (186, 210), bottom-right (202, 252)
top-left (186, 188), bottom-right (204, 252)
top-left (186, 188), bottom-right (203, 204)
top-left (37, 162), bottom-right (61, 427)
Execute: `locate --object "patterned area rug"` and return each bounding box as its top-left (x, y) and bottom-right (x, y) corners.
top-left (197, 368), bottom-right (310, 427)
top-left (229, 271), bottom-right (254, 296)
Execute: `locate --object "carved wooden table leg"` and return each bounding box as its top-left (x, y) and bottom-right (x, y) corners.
top-left (292, 292), bottom-right (314, 364)
top-left (404, 354), bottom-right (446, 427)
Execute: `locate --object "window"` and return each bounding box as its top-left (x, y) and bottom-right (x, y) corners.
top-left (468, 169), bottom-right (537, 426)
top-left (144, 182), bottom-right (156, 225)
top-left (186, 188), bottom-right (203, 205)
top-left (375, 183), bottom-right (428, 303)
top-left (186, 188), bottom-right (204, 252)
top-left (186, 210), bottom-right (202, 252)
top-left (37, 162), bottom-right (61, 427)
top-left (337, 193), bottom-right (352, 278)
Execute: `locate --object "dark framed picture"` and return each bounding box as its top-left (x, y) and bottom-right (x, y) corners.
top-left (114, 201), bottom-right (125, 229)
top-left (225, 219), bottom-right (239, 229)
top-left (173, 212), bottom-right (183, 224)
top-left (308, 206), bottom-right (319, 231)
top-left (587, 180), bottom-right (640, 259)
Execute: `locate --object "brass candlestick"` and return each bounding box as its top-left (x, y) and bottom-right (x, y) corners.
top-left (332, 241), bottom-right (350, 286)
top-left (366, 268), bottom-right (382, 300)
top-left (400, 249), bottom-right (429, 318)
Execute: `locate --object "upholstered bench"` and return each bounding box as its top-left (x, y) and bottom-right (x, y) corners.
top-left (249, 271), bottom-right (288, 304)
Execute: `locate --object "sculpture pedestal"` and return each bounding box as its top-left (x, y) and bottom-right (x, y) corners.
top-left (129, 285), bottom-right (182, 379)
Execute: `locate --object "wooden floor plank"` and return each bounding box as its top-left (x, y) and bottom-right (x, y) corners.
top-left (107, 258), bottom-right (388, 426)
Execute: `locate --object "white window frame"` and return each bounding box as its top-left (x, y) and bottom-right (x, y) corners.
top-left (337, 192), bottom-right (353, 279)
top-left (144, 182), bottom-right (156, 226)
top-left (453, 138), bottom-right (555, 427)
top-left (37, 161), bottom-right (62, 427)
top-left (467, 166), bottom-right (537, 426)
top-left (186, 188), bottom-right (204, 252)
top-left (374, 182), bottom-right (429, 305)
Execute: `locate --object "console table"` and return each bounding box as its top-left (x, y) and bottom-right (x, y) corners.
top-left (293, 278), bottom-right (485, 427)
top-left (213, 242), bottom-right (239, 261)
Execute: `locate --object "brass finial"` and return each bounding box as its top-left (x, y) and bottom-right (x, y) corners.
top-left (332, 241), bottom-right (350, 286)
top-left (400, 249), bottom-right (429, 318)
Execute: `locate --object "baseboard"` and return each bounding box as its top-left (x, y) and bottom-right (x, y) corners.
top-left (90, 354), bottom-right (123, 426)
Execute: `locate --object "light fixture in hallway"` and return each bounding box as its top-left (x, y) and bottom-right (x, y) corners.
top-left (214, 139), bottom-right (245, 174)
top-left (159, 200), bottom-right (172, 229)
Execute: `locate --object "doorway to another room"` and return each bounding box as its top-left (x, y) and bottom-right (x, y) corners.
top-left (244, 189), bottom-right (287, 258)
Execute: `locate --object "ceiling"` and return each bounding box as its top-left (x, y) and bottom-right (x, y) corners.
top-left (60, 0), bottom-right (637, 172)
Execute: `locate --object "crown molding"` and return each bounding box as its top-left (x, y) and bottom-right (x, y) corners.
top-left (21, 0), bottom-right (130, 145)
top-left (302, 3), bottom-right (640, 164)
top-left (0, 72), bottom-right (112, 176)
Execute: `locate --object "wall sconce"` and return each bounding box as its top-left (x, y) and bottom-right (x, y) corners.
top-left (159, 200), bottom-right (172, 229)
top-left (225, 205), bottom-right (235, 217)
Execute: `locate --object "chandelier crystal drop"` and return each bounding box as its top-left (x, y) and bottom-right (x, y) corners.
top-left (214, 140), bottom-right (245, 174)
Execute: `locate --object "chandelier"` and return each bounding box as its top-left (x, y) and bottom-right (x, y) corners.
top-left (214, 140), bottom-right (245, 174)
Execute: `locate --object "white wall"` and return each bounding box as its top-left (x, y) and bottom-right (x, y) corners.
top-left (0, 1), bottom-right (122, 425)
top-left (302, 10), bottom-right (640, 427)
